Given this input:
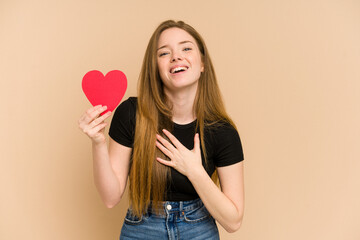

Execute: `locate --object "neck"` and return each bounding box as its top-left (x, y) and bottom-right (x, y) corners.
top-left (164, 84), bottom-right (198, 124)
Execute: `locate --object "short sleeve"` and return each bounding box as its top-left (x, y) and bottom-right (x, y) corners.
top-left (108, 97), bottom-right (137, 148)
top-left (213, 123), bottom-right (244, 167)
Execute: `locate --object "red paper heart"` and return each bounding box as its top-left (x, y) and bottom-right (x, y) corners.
top-left (82, 70), bottom-right (127, 115)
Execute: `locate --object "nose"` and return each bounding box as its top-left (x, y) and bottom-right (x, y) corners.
top-left (170, 51), bottom-right (183, 62)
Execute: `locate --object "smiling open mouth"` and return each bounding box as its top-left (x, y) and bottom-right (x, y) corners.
top-left (170, 66), bottom-right (189, 74)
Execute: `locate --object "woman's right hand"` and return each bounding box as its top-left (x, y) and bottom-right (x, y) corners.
top-left (78, 105), bottom-right (112, 144)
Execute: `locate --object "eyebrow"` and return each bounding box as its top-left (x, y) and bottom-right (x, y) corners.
top-left (157, 40), bottom-right (194, 51)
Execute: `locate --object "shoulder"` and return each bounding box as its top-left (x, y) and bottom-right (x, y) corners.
top-left (205, 120), bottom-right (244, 166)
top-left (113, 97), bottom-right (137, 117)
top-left (120, 96), bottom-right (137, 110)
top-left (204, 120), bottom-right (242, 150)
top-left (127, 96), bottom-right (138, 105)
top-left (205, 121), bottom-right (239, 139)
top-left (109, 97), bottom-right (137, 147)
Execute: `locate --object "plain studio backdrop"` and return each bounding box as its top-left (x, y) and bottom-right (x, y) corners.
top-left (1, 0), bottom-right (359, 239)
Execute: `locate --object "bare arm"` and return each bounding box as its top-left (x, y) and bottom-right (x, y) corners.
top-left (79, 105), bottom-right (131, 208)
top-left (156, 130), bottom-right (244, 232)
top-left (188, 162), bottom-right (244, 232)
top-left (92, 139), bottom-right (131, 208)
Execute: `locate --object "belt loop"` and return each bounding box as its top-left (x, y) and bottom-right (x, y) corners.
top-left (179, 201), bottom-right (183, 212)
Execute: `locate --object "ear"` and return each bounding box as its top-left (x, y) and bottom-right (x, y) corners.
top-left (201, 62), bottom-right (204, 73)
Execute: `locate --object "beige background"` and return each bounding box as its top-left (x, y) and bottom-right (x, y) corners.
top-left (1, 0), bottom-right (359, 239)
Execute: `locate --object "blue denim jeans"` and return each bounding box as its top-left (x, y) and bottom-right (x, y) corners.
top-left (119, 198), bottom-right (220, 240)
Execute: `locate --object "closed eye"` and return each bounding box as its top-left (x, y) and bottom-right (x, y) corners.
top-left (159, 52), bottom-right (169, 57)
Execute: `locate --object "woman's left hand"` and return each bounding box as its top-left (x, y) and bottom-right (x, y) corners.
top-left (155, 129), bottom-right (203, 177)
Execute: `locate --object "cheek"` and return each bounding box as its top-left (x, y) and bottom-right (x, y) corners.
top-left (157, 61), bottom-right (165, 72)
top-left (193, 56), bottom-right (203, 72)
top-left (157, 60), bottom-right (169, 80)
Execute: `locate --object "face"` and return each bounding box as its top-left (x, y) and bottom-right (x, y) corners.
top-left (157, 27), bottom-right (204, 92)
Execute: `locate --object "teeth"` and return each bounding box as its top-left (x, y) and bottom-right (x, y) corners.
top-left (171, 66), bottom-right (187, 74)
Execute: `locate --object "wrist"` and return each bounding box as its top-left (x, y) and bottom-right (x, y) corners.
top-left (92, 140), bottom-right (107, 148)
top-left (187, 166), bottom-right (207, 183)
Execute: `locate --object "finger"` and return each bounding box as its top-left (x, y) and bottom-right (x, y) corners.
top-left (156, 157), bottom-right (175, 168)
top-left (87, 122), bottom-right (107, 137)
top-left (92, 105), bottom-right (108, 118)
top-left (155, 141), bottom-right (173, 159)
top-left (80, 106), bottom-right (108, 132)
top-left (80, 105), bottom-right (103, 121)
top-left (89, 111), bottom-right (112, 128)
top-left (90, 105), bottom-right (103, 114)
top-left (80, 106), bottom-right (102, 124)
top-left (79, 105), bottom-right (101, 124)
top-left (156, 134), bottom-right (177, 152)
top-left (193, 133), bottom-right (200, 153)
top-left (85, 105), bottom-right (107, 123)
top-left (162, 129), bottom-right (183, 149)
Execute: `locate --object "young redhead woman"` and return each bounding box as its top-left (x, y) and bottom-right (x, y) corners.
top-left (78, 20), bottom-right (244, 240)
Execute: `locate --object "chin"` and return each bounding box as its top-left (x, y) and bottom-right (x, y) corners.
top-left (167, 81), bottom-right (199, 92)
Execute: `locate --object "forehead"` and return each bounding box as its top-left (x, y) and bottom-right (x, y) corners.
top-left (157, 27), bottom-right (196, 47)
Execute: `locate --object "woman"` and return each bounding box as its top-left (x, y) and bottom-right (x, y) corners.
top-left (79, 20), bottom-right (244, 239)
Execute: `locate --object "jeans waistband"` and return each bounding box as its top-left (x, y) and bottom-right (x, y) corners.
top-left (148, 198), bottom-right (203, 216)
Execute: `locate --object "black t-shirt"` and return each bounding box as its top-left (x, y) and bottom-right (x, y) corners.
top-left (109, 97), bottom-right (244, 201)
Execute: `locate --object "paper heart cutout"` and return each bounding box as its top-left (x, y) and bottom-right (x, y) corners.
top-left (82, 70), bottom-right (127, 115)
